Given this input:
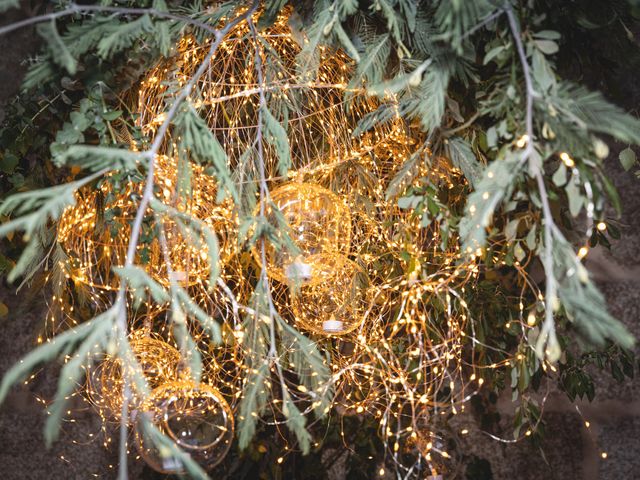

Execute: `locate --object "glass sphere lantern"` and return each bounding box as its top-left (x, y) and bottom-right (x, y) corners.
top-left (135, 381), bottom-right (234, 474)
top-left (290, 254), bottom-right (371, 335)
top-left (254, 183), bottom-right (352, 286)
top-left (88, 335), bottom-right (181, 420)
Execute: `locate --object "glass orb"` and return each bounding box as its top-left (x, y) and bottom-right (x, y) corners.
top-left (56, 156), bottom-right (236, 291)
top-left (137, 11), bottom-right (384, 179)
top-left (290, 254), bottom-right (371, 335)
top-left (88, 335), bottom-right (181, 420)
top-left (254, 183), bottom-right (351, 286)
top-left (135, 381), bottom-right (234, 473)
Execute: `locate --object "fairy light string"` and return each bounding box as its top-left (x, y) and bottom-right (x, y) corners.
top-left (35, 7), bottom-right (566, 477)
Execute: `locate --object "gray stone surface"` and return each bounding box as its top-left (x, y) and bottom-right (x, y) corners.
top-left (598, 415), bottom-right (640, 480)
top-left (0, 289), bottom-right (119, 479)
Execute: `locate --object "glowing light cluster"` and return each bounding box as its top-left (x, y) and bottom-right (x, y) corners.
top-left (43, 9), bottom-right (534, 477)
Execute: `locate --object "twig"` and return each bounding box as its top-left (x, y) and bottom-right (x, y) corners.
top-left (248, 16), bottom-right (291, 408)
top-left (441, 111), bottom-right (480, 138)
top-left (0, 2), bottom-right (219, 37)
top-left (504, 4), bottom-right (559, 360)
top-left (460, 9), bottom-right (505, 42)
top-left (108, 3), bottom-right (259, 477)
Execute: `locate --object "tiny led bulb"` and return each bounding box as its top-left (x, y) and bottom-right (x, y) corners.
top-left (516, 134), bottom-right (530, 148)
top-left (560, 152), bottom-right (575, 167)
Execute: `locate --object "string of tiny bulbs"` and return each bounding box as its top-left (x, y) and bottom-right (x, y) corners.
top-left (46, 8), bottom-right (548, 478)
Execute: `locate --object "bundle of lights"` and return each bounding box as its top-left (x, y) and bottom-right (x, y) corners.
top-left (57, 155), bottom-right (236, 292)
top-left (45, 8), bottom-right (535, 477)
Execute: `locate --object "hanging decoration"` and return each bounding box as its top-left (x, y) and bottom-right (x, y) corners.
top-left (87, 333), bottom-right (182, 419)
top-left (38, 7), bottom-right (536, 478)
top-left (254, 182), bottom-right (352, 285)
top-left (134, 381), bottom-right (235, 473)
top-left (57, 156), bottom-right (236, 291)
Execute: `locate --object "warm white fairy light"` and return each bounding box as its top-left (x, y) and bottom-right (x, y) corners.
top-left (34, 7), bottom-right (557, 477)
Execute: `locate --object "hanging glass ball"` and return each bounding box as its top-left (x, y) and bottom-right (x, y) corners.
top-left (56, 156), bottom-right (236, 291)
top-left (254, 183), bottom-right (352, 286)
top-left (290, 254), bottom-right (371, 335)
top-left (88, 334), bottom-right (181, 420)
top-left (135, 381), bottom-right (234, 473)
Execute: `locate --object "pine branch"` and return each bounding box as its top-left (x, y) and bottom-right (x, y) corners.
top-left (0, 2), bottom-right (220, 37)
top-left (505, 4), bottom-right (561, 361)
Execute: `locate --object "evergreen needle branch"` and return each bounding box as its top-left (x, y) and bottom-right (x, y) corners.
top-left (108, 3), bottom-right (259, 477)
top-left (0, 3), bottom-right (219, 37)
top-left (249, 15), bottom-right (290, 407)
top-left (459, 9), bottom-right (505, 42)
top-left (505, 4), bottom-right (560, 361)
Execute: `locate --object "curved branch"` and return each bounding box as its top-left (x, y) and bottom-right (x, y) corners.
top-left (0, 2), bottom-right (219, 37)
top-left (505, 4), bottom-right (560, 361)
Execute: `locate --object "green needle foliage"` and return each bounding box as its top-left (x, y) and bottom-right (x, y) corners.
top-left (0, 0), bottom-right (639, 478)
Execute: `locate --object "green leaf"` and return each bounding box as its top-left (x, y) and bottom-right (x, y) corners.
top-left (385, 149), bottom-right (423, 200)
top-left (97, 15), bottom-right (154, 59)
top-left (407, 65), bottom-right (450, 131)
top-left (525, 224), bottom-right (537, 250)
top-left (333, 21), bottom-right (360, 62)
top-left (565, 178), bottom-right (584, 217)
top-left (70, 111), bottom-right (91, 131)
top-left (552, 163), bottom-right (567, 187)
top-left (136, 418), bottom-right (210, 479)
top-left (533, 30), bottom-right (561, 40)
top-left (169, 304), bottom-right (203, 383)
top-left (446, 137), bottom-right (482, 187)
top-left (155, 21), bottom-right (172, 57)
top-left (46, 315), bottom-right (114, 445)
top-left (281, 390), bottom-right (313, 453)
top-left (0, 174), bottom-right (96, 239)
top-left (505, 218), bottom-right (520, 243)
top-left (353, 103), bottom-right (399, 136)
top-left (550, 83), bottom-right (640, 145)
top-left (553, 237), bottom-right (634, 350)
top-left (101, 110), bottom-right (123, 121)
top-left (7, 229), bottom-right (49, 284)
top-left (38, 20), bottom-right (77, 75)
top-left (55, 145), bottom-right (141, 172)
top-left (483, 45), bottom-right (506, 65)
top-left (532, 49), bottom-right (555, 93)
top-left (262, 106), bottom-right (291, 176)
top-left (113, 266), bottom-right (170, 306)
top-left (367, 59), bottom-right (432, 97)
top-left (534, 39), bottom-right (559, 55)
top-left (347, 34), bottom-right (390, 90)
top-left (295, 6), bottom-right (333, 79)
top-left (619, 147), bottom-right (637, 171)
top-left (0, 153), bottom-right (19, 174)
top-left (0, 0), bottom-right (18, 12)
top-left (460, 151), bottom-right (522, 254)
top-left (176, 105), bottom-right (237, 203)
top-left (397, 195), bottom-right (422, 209)
top-left (278, 317), bottom-right (332, 420)
top-left (258, 0), bottom-right (288, 27)
top-left (0, 310), bottom-right (114, 405)
top-left (176, 288), bottom-right (222, 343)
